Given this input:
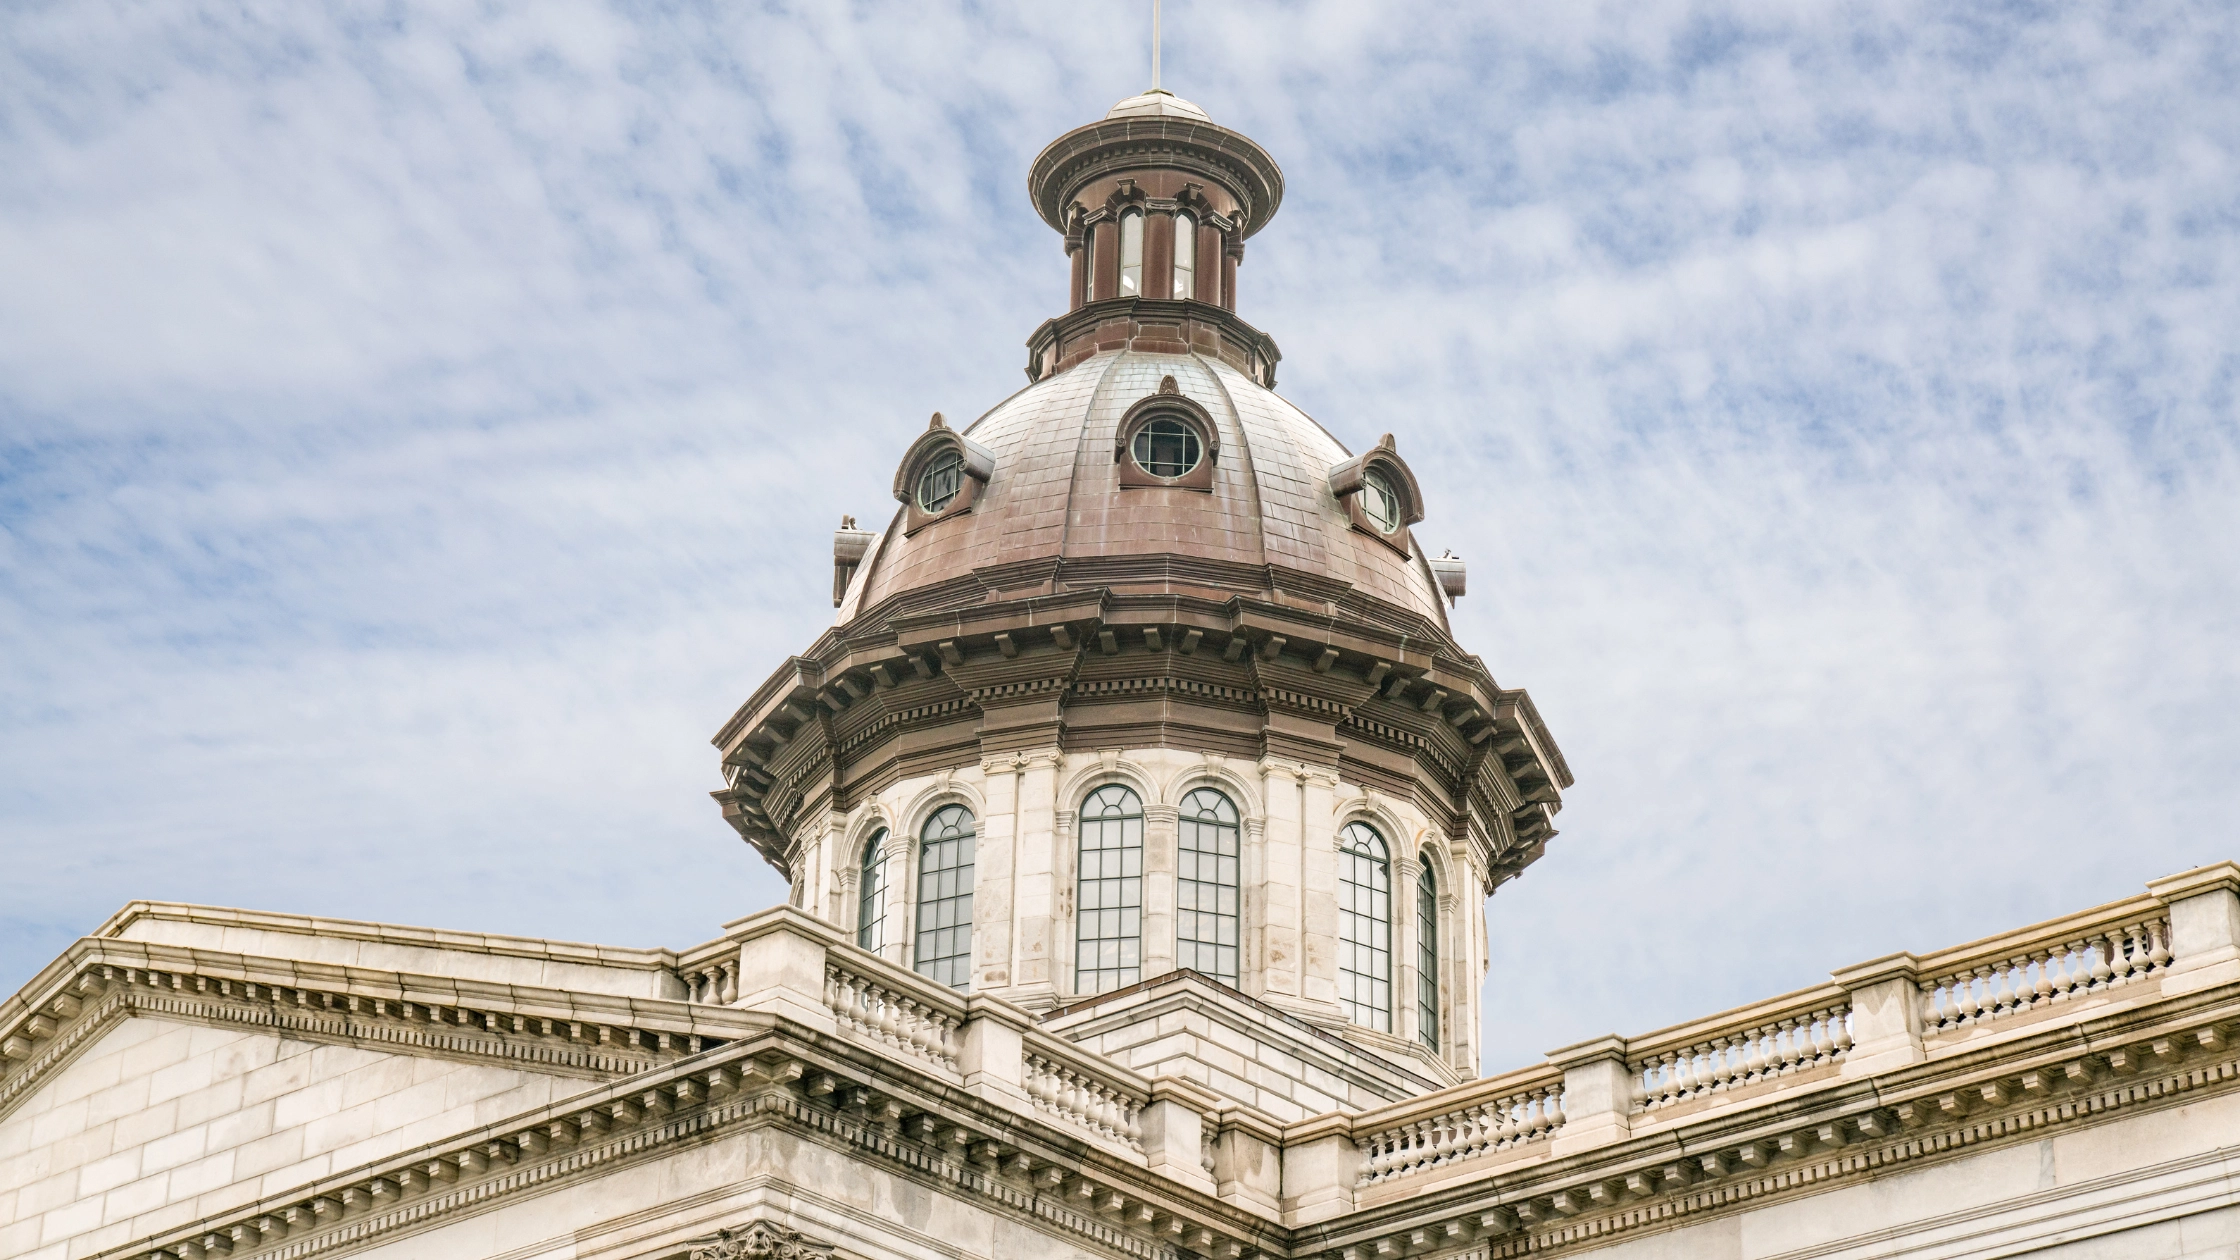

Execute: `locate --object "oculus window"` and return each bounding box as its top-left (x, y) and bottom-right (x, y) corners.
top-left (1131, 417), bottom-right (1203, 478)
top-left (917, 449), bottom-right (965, 512)
top-left (1338, 822), bottom-right (1394, 1031)
top-left (1361, 468), bottom-right (1402, 533)
top-left (914, 805), bottom-right (976, 989)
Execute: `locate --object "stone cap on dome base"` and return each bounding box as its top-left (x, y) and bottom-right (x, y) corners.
top-left (1026, 295), bottom-right (1282, 387)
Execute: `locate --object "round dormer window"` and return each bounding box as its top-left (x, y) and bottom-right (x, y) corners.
top-left (1131, 417), bottom-right (1202, 478)
top-left (917, 449), bottom-right (965, 511)
top-left (1361, 468), bottom-right (1402, 533)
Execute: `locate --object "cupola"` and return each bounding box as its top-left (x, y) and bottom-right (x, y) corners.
top-left (1025, 90), bottom-right (1287, 385)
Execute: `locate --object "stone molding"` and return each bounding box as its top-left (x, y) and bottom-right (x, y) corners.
top-left (0, 939), bottom-right (729, 1120)
top-left (686, 1222), bottom-right (834, 1260)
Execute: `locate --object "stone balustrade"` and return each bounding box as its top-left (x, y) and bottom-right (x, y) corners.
top-left (826, 961), bottom-right (965, 1073)
top-left (1022, 1043), bottom-right (1146, 1151)
top-left (1913, 902), bottom-right (2174, 1036)
top-left (1628, 991), bottom-right (1853, 1111)
top-left (1351, 1065), bottom-right (1566, 1185)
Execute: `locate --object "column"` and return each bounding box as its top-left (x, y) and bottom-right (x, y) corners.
top-left (1090, 218), bottom-right (1119, 302)
top-left (975, 758), bottom-right (1018, 992)
top-left (1011, 750), bottom-right (1061, 1005)
top-left (1395, 854), bottom-right (1424, 1049)
top-left (1143, 800), bottom-right (1180, 979)
top-left (1254, 760), bottom-right (1301, 999)
top-left (1299, 770), bottom-right (1340, 1009)
top-left (879, 829), bottom-right (911, 970)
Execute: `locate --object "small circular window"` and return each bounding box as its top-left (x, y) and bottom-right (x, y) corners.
top-left (1131, 417), bottom-right (1202, 478)
top-left (1361, 468), bottom-right (1401, 533)
top-left (917, 449), bottom-right (965, 511)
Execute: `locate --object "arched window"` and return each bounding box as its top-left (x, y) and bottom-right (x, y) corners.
top-left (1416, 862), bottom-right (1440, 1050)
top-left (856, 829), bottom-right (888, 951)
top-left (1119, 209), bottom-right (1144, 297)
top-left (1338, 822), bottom-right (1393, 1032)
top-left (1172, 212), bottom-right (1196, 300)
top-left (915, 805), bottom-right (976, 990)
top-left (1176, 787), bottom-right (1241, 986)
top-left (1076, 785), bottom-right (1144, 994)
top-left (1361, 467), bottom-right (1402, 533)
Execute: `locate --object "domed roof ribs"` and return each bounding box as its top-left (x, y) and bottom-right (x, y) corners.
top-left (1189, 349), bottom-right (1270, 567)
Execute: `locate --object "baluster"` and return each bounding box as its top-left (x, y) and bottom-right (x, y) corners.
top-left (1547, 1087), bottom-right (1568, 1131)
top-left (1714, 1036), bottom-right (1742, 1090)
top-left (2049, 944), bottom-right (2082, 999)
top-left (1831, 1007), bottom-right (1854, 1054)
top-left (1952, 972), bottom-right (1979, 1023)
top-left (719, 960), bottom-right (738, 1004)
top-left (1774, 1019), bottom-right (1801, 1073)
top-left (2149, 920), bottom-right (2172, 970)
top-left (2087, 935), bottom-right (2115, 989)
top-left (2029, 952), bottom-right (2054, 1006)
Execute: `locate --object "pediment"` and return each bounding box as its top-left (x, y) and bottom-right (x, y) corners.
top-left (0, 1012), bottom-right (592, 1260)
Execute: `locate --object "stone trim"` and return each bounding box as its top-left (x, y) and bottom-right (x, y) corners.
top-left (1, 947), bottom-right (730, 1121)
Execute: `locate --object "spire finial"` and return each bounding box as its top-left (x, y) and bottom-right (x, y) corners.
top-left (1151, 0), bottom-right (1161, 92)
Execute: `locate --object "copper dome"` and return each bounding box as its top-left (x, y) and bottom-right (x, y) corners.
top-left (842, 347), bottom-right (1453, 634)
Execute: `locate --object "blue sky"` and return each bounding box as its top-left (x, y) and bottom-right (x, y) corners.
top-left (2, 1), bottom-right (2235, 1070)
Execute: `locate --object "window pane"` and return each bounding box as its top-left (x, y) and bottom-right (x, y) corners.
top-left (1338, 822), bottom-right (1392, 1031)
top-left (1131, 417), bottom-right (1202, 477)
top-left (1177, 787), bottom-right (1242, 986)
top-left (1172, 213), bottom-right (1196, 299)
top-left (918, 450), bottom-right (965, 512)
top-left (1362, 469), bottom-right (1400, 533)
top-left (1076, 785), bottom-right (1144, 994)
top-left (1119, 210), bottom-right (1143, 297)
top-left (857, 828), bottom-right (888, 951)
top-left (1417, 863), bottom-right (1439, 1050)
top-left (915, 806), bottom-right (976, 990)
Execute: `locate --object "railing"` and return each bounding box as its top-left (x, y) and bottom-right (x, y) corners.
top-left (1352, 1065), bottom-right (1566, 1186)
top-left (1915, 904), bottom-right (2174, 1037)
top-left (681, 958), bottom-right (738, 1005)
top-left (825, 961), bottom-right (964, 1073)
top-left (1628, 992), bottom-right (1853, 1112)
top-left (1023, 1046), bottom-right (1146, 1151)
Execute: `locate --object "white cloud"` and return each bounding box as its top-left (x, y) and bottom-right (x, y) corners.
top-left (1, 0), bottom-right (2235, 1072)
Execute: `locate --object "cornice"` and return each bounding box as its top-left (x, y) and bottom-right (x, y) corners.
top-left (97, 1020), bottom-right (1276, 1260)
top-left (0, 939), bottom-right (735, 1122)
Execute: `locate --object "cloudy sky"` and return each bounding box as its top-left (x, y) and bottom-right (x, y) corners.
top-left (2, 1), bottom-right (2235, 1071)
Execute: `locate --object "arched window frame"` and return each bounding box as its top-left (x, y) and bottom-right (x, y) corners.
top-left (1171, 210), bottom-right (1197, 301)
top-left (1416, 859), bottom-right (1441, 1051)
top-left (913, 803), bottom-right (978, 990)
top-left (1118, 207), bottom-right (1145, 297)
top-left (892, 413), bottom-right (996, 537)
top-left (1075, 784), bottom-right (1146, 995)
top-left (1327, 435), bottom-right (1427, 557)
top-left (1337, 821), bottom-right (1394, 1033)
top-left (1174, 785), bottom-right (1243, 987)
top-left (856, 827), bottom-right (890, 952)
top-left (1115, 377), bottom-right (1220, 491)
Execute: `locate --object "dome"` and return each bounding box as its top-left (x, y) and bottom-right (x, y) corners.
top-left (1104, 89), bottom-right (1213, 122)
top-left (842, 348), bottom-right (1453, 633)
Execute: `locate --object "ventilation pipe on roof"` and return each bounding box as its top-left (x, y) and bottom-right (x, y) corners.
top-left (1430, 551), bottom-right (1466, 605)
top-left (833, 516), bottom-right (874, 608)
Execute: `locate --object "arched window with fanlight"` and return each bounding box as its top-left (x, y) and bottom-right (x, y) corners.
top-left (1176, 787), bottom-right (1240, 986)
top-left (1076, 785), bottom-right (1144, 994)
top-left (1416, 862), bottom-right (1440, 1050)
top-left (856, 828), bottom-right (888, 951)
top-left (1172, 212), bottom-right (1196, 300)
top-left (915, 805), bottom-right (976, 990)
top-left (1119, 209), bottom-right (1144, 297)
top-left (1338, 821), bottom-right (1393, 1032)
